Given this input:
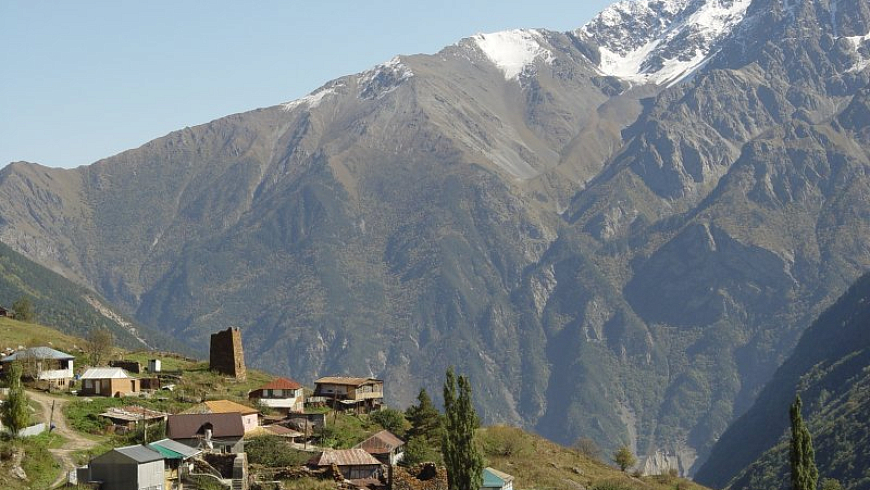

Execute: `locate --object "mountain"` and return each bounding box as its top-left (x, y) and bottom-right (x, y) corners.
top-left (696, 271), bottom-right (870, 490)
top-left (0, 241), bottom-right (185, 353)
top-left (1, 0), bottom-right (869, 475)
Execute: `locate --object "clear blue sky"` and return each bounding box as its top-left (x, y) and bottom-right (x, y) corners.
top-left (1, 1), bottom-right (614, 169)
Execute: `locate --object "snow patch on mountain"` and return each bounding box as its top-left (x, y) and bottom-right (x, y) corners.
top-left (282, 84), bottom-right (342, 111)
top-left (581, 0), bottom-right (752, 85)
top-left (844, 31), bottom-right (870, 73)
top-left (470, 29), bottom-right (553, 80)
top-left (358, 56), bottom-right (414, 100)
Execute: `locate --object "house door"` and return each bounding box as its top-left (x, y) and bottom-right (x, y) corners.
top-left (94, 380), bottom-right (101, 393)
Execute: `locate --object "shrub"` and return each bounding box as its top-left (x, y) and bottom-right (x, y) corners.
top-left (246, 436), bottom-right (310, 467)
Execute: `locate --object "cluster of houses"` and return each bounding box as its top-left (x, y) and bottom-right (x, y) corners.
top-left (1, 341), bottom-right (515, 490)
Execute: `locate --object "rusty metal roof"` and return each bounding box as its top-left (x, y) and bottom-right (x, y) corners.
top-left (309, 448), bottom-right (382, 466)
top-left (354, 430), bottom-right (405, 454)
top-left (181, 400), bottom-right (259, 415)
top-left (314, 376), bottom-right (383, 387)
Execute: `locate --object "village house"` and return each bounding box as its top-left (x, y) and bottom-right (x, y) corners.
top-left (85, 444), bottom-right (166, 490)
top-left (167, 412), bottom-right (245, 454)
top-left (355, 430), bottom-right (405, 466)
top-left (313, 376), bottom-right (384, 412)
top-left (181, 399), bottom-right (259, 433)
top-left (79, 367), bottom-right (141, 397)
top-left (481, 467), bottom-right (515, 490)
top-left (248, 377), bottom-right (305, 414)
top-left (148, 438), bottom-right (202, 490)
top-left (308, 448), bottom-right (383, 481)
top-left (0, 346), bottom-right (75, 390)
top-left (0, 306), bottom-right (12, 317)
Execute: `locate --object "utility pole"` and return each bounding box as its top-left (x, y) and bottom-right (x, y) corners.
top-left (48, 400), bottom-right (56, 433)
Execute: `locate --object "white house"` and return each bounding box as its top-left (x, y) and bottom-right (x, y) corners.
top-left (248, 377), bottom-right (305, 414)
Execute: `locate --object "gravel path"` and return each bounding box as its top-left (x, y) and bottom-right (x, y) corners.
top-left (26, 390), bottom-right (99, 489)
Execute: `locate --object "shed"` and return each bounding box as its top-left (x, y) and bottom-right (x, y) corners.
top-left (308, 448), bottom-right (383, 480)
top-left (355, 430), bottom-right (405, 465)
top-left (80, 367), bottom-right (140, 397)
top-left (87, 444), bottom-right (165, 490)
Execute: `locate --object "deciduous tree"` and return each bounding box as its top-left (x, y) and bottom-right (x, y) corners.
top-left (11, 297), bottom-right (34, 323)
top-left (613, 445), bottom-right (637, 472)
top-left (85, 327), bottom-right (114, 366)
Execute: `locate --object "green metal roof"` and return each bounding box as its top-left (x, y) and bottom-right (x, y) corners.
top-left (147, 443), bottom-right (183, 460)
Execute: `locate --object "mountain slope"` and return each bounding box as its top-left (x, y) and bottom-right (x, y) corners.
top-left (696, 271), bottom-right (870, 490)
top-left (0, 241), bottom-right (184, 352)
top-left (0, 0), bottom-right (869, 476)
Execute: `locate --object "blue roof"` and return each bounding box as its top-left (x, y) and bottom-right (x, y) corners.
top-left (482, 467), bottom-right (514, 488)
top-left (1, 347), bottom-right (74, 362)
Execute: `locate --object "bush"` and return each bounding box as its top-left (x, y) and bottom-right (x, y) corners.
top-left (369, 408), bottom-right (408, 437)
top-left (590, 480), bottom-right (637, 490)
top-left (478, 425), bottom-right (533, 458)
top-left (246, 436), bottom-right (310, 467)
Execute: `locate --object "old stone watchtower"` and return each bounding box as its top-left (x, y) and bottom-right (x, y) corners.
top-left (209, 327), bottom-right (246, 380)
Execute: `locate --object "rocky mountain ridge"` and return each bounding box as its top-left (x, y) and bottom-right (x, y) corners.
top-left (0, 0), bottom-right (869, 476)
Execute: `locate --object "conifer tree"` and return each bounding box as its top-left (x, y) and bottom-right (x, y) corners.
top-left (406, 388), bottom-right (442, 442)
top-left (442, 367), bottom-right (484, 490)
top-left (1, 363), bottom-right (30, 437)
top-left (790, 395), bottom-right (818, 490)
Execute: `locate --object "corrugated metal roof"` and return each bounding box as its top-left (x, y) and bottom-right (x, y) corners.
top-left (314, 376), bottom-right (383, 387)
top-left (1, 347), bottom-right (74, 362)
top-left (256, 377), bottom-right (302, 390)
top-left (167, 413), bottom-right (245, 439)
top-left (309, 448), bottom-right (381, 466)
top-left (80, 367), bottom-right (131, 379)
top-left (99, 406), bottom-right (169, 422)
top-left (483, 467), bottom-right (514, 487)
top-left (355, 430), bottom-right (404, 454)
top-left (149, 438), bottom-right (201, 459)
top-left (113, 444), bottom-right (164, 463)
top-left (181, 400), bottom-right (259, 415)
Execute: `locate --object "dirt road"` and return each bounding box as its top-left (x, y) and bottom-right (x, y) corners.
top-left (27, 390), bottom-right (99, 489)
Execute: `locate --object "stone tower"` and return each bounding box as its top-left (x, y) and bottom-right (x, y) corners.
top-left (209, 327), bottom-right (246, 380)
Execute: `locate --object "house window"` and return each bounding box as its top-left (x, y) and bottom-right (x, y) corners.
top-left (274, 389), bottom-right (283, 397)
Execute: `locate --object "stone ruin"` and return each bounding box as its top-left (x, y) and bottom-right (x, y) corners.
top-left (209, 327), bottom-right (246, 380)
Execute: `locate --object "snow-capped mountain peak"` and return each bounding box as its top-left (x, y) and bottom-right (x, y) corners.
top-left (580, 0), bottom-right (752, 86)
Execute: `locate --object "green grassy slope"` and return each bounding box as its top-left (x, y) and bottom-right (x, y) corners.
top-left (0, 241), bottom-right (190, 354)
top-left (696, 271), bottom-right (870, 490)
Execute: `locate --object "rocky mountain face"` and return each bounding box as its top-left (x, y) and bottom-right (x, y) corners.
top-left (1, 0), bottom-right (869, 475)
top-left (696, 271), bottom-right (870, 490)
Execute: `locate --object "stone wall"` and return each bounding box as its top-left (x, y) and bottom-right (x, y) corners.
top-left (393, 464), bottom-right (448, 490)
top-left (209, 327), bottom-right (246, 380)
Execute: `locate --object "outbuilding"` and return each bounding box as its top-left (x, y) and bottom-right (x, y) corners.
top-left (87, 444), bottom-right (165, 490)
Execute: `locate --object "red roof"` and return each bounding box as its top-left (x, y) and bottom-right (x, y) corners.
top-left (258, 377), bottom-right (302, 390)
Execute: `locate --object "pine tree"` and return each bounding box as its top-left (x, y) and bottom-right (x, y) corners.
top-left (442, 367), bottom-right (484, 490)
top-left (790, 395), bottom-right (818, 490)
top-left (406, 388), bottom-right (442, 442)
top-left (1, 363), bottom-right (30, 437)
